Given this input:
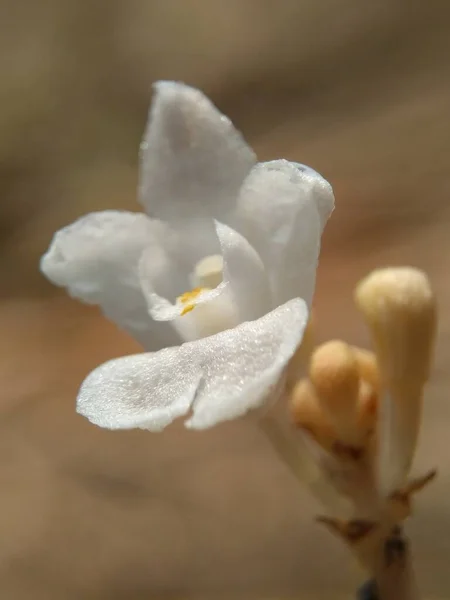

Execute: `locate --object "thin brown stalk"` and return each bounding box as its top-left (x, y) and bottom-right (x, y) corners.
top-left (358, 528), bottom-right (419, 600)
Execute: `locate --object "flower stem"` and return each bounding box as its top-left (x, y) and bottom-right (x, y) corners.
top-left (259, 410), bottom-right (350, 516)
top-left (260, 413), bottom-right (419, 600)
top-left (358, 528), bottom-right (419, 600)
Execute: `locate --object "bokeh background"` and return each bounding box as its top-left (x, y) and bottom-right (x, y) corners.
top-left (1, 0), bottom-right (450, 598)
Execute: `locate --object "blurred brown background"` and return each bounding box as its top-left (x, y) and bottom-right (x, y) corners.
top-left (1, 0), bottom-right (450, 598)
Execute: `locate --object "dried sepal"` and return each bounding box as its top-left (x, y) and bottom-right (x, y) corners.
top-left (388, 468), bottom-right (437, 522)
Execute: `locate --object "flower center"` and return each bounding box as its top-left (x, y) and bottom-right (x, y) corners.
top-left (176, 254), bottom-right (225, 316)
top-left (173, 254), bottom-right (239, 340)
top-left (177, 287), bottom-right (210, 316)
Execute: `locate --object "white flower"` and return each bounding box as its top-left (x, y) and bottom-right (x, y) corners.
top-left (41, 82), bottom-right (334, 431)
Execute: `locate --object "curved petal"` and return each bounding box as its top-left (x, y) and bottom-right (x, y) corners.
top-left (138, 81), bottom-right (256, 222)
top-left (40, 210), bottom-right (180, 350)
top-left (185, 298), bottom-right (308, 429)
top-left (233, 160), bottom-right (335, 308)
top-left (76, 298), bottom-right (309, 431)
top-left (215, 220), bottom-right (272, 322)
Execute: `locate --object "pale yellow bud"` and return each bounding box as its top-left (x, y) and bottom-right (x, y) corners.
top-left (355, 267), bottom-right (437, 493)
top-left (289, 378), bottom-right (336, 451)
top-left (355, 267), bottom-right (436, 386)
top-left (309, 340), bottom-right (363, 446)
top-left (353, 348), bottom-right (379, 452)
top-left (352, 347), bottom-right (380, 393)
top-left (356, 379), bottom-right (378, 437)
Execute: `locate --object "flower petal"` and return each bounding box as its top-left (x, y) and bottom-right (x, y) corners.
top-left (138, 81), bottom-right (256, 221)
top-left (185, 298), bottom-right (308, 429)
top-left (233, 160), bottom-right (334, 307)
top-left (215, 220), bottom-right (272, 322)
top-left (77, 347), bottom-right (203, 431)
top-left (76, 298), bottom-right (308, 432)
top-left (40, 210), bottom-right (180, 350)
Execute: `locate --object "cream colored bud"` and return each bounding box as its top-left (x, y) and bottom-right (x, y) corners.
top-left (355, 267), bottom-right (437, 493)
top-left (289, 378), bottom-right (336, 451)
top-left (352, 347), bottom-right (380, 393)
top-left (356, 380), bottom-right (377, 437)
top-left (353, 349), bottom-right (379, 449)
top-left (355, 267), bottom-right (436, 386)
top-left (309, 340), bottom-right (363, 446)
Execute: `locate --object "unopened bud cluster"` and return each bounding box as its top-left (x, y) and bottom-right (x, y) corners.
top-left (290, 340), bottom-right (379, 458)
top-left (285, 267), bottom-right (437, 560)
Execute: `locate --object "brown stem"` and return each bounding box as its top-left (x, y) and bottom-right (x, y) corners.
top-left (364, 527), bottom-right (419, 600)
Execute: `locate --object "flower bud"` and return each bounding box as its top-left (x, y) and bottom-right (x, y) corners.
top-left (289, 378), bottom-right (336, 451)
top-left (309, 340), bottom-right (363, 446)
top-left (356, 379), bottom-right (378, 438)
top-left (355, 267), bottom-right (437, 493)
top-left (352, 347), bottom-right (380, 393)
top-left (355, 268), bottom-right (436, 386)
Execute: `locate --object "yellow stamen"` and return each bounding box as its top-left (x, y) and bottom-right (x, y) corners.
top-left (177, 287), bottom-right (209, 316)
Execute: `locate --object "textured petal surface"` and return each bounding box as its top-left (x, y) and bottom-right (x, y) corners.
top-left (185, 298), bottom-right (308, 429)
top-left (138, 81), bottom-right (256, 222)
top-left (233, 160), bottom-right (334, 307)
top-left (40, 210), bottom-right (180, 350)
top-left (77, 348), bottom-right (202, 431)
top-left (76, 298), bottom-right (308, 431)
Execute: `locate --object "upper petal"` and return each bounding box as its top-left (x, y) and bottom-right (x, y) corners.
top-left (40, 210), bottom-right (180, 350)
top-left (76, 298), bottom-right (308, 431)
top-left (138, 81), bottom-right (256, 222)
top-left (233, 160), bottom-right (334, 308)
